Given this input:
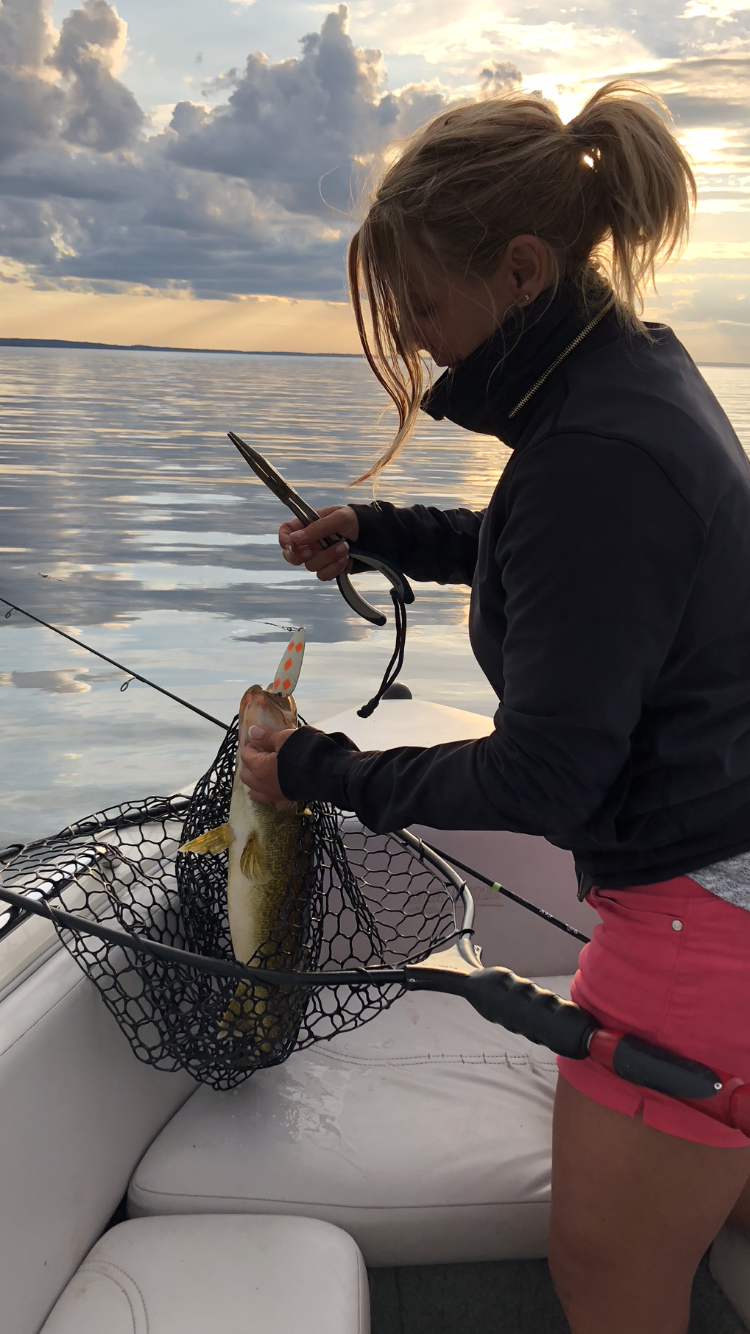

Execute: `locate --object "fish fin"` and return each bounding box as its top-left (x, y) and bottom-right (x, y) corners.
top-left (179, 823), bottom-right (234, 856)
top-left (239, 832), bottom-right (270, 883)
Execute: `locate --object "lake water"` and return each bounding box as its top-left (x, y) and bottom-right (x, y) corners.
top-left (1, 348), bottom-right (748, 847)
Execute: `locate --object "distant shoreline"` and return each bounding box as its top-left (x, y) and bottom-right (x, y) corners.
top-left (0, 336), bottom-right (747, 368)
top-left (0, 337), bottom-right (360, 358)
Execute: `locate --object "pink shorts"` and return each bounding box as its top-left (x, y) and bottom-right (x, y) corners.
top-left (557, 875), bottom-right (750, 1146)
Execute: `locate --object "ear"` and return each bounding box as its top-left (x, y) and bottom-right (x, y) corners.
top-left (501, 235), bottom-right (550, 304)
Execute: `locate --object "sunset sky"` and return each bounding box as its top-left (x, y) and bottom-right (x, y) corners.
top-left (0, 0), bottom-right (748, 359)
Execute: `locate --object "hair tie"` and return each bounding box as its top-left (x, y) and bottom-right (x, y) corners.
top-left (568, 120), bottom-right (598, 172)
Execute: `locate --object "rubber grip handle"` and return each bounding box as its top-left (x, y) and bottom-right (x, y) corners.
top-left (406, 965), bottom-right (596, 1059)
top-left (348, 549), bottom-right (415, 605)
top-left (408, 969), bottom-right (750, 1136)
top-left (335, 571), bottom-right (386, 626)
top-left (336, 549), bottom-right (414, 626)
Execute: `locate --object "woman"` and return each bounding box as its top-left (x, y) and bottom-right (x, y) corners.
top-left (241, 81), bottom-right (750, 1333)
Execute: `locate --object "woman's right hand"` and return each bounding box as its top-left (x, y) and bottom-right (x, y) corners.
top-left (279, 505), bottom-right (360, 582)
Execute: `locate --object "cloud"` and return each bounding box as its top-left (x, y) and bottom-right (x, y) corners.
top-left (52, 0), bottom-right (144, 151)
top-left (625, 54), bottom-right (750, 126)
top-left (0, 0), bottom-right (749, 315)
top-left (0, 2), bottom-right (451, 299)
top-left (649, 269), bottom-right (750, 324)
top-left (356, 0), bottom-right (750, 68)
top-left (164, 5), bottom-right (446, 216)
top-left (0, 0), bottom-right (63, 164)
top-left (477, 61), bottom-right (523, 96)
top-left (0, 0), bottom-right (142, 165)
top-left (0, 669), bottom-right (92, 694)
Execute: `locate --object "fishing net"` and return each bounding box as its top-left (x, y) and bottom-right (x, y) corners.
top-left (0, 719), bottom-right (468, 1090)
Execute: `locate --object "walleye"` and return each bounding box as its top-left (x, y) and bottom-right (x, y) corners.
top-left (179, 630), bottom-right (310, 1043)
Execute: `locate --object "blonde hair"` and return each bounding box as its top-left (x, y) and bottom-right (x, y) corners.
top-left (348, 80), bottom-right (696, 480)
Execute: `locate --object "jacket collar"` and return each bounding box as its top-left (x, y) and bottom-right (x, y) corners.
top-left (421, 283), bottom-right (621, 447)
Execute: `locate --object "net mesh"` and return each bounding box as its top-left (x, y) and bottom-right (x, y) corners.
top-left (0, 719), bottom-right (465, 1089)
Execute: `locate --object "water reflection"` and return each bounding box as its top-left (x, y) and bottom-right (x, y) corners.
top-left (1, 669), bottom-right (92, 693)
top-left (126, 531), bottom-right (279, 547)
top-left (0, 349), bottom-right (747, 845)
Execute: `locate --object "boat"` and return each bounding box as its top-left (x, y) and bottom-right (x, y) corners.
top-left (0, 694), bottom-right (747, 1333)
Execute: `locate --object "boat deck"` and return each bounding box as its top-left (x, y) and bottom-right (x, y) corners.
top-left (369, 1255), bottom-right (745, 1332)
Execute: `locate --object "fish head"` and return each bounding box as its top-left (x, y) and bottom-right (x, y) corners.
top-left (238, 685), bottom-right (298, 751)
top-left (237, 628), bottom-right (304, 761)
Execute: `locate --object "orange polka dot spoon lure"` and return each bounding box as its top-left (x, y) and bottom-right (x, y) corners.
top-left (267, 628), bottom-right (306, 699)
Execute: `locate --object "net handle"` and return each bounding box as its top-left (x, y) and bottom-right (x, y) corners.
top-left (4, 878), bottom-right (738, 1130)
top-left (8, 881), bottom-right (745, 1137)
top-left (5, 850), bottom-right (747, 1135)
top-left (0, 885), bottom-right (414, 988)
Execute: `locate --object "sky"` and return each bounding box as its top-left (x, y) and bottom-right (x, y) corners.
top-left (0, 0), bottom-right (748, 358)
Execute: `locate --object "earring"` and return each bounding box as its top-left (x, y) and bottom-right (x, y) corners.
top-left (523, 293), bottom-right (531, 302)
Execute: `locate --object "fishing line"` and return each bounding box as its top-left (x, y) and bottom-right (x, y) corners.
top-left (0, 596), bottom-right (229, 732)
top-left (423, 841), bottom-right (591, 944)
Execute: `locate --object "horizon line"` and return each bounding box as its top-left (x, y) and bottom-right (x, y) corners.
top-left (0, 337), bottom-right (747, 369)
top-left (0, 337), bottom-right (360, 358)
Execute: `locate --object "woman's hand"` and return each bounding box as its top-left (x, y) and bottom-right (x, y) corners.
top-left (279, 505), bottom-right (359, 582)
top-left (240, 726), bottom-right (295, 806)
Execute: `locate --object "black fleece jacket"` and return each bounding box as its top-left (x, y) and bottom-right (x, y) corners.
top-left (278, 287), bottom-right (750, 888)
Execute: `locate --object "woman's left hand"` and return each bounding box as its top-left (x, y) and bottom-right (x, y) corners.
top-left (239, 726), bottom-right (296, 806)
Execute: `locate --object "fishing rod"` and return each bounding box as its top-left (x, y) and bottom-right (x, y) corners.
top-left (0, 596), bottom-right (229, 732)
top-left (423, 840), bottom-right (590, 945)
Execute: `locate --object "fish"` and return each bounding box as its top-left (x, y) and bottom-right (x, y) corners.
top-left (179, 630), bottom-right (310, 1047)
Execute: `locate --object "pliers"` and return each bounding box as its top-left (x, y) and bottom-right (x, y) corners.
top-left (228, 432), bottom-right (414, 627)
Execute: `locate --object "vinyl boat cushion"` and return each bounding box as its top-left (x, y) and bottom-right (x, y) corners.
top-left (40, 1215), bottom-right (369, 1334)
top-left (129, 975), bottom-right (571, 1266)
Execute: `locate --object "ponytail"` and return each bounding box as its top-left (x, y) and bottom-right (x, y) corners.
top-left (567, 80), bottom-right (696, 315)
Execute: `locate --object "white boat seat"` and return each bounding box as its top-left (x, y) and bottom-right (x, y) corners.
top-left (39, 1214), bottom-right (369, 1334)
top-left (128, 975), bottom-right (571, 1267)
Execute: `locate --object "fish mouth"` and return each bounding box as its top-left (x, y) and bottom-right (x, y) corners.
top-left (239, 685), bottom-right (297, 744)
